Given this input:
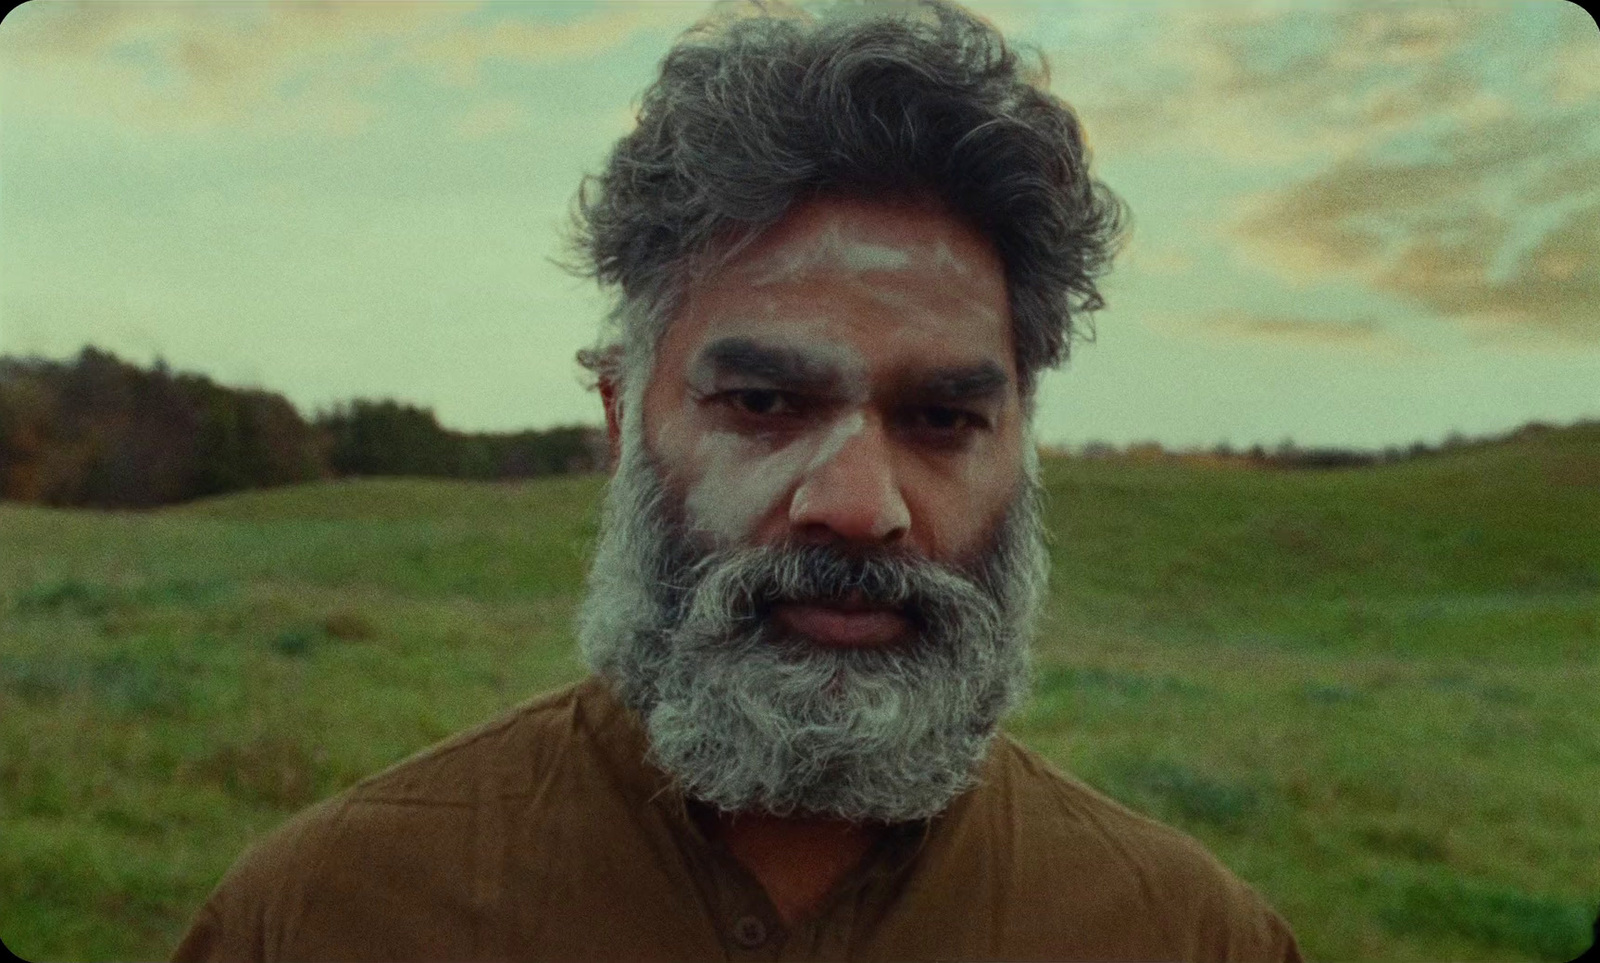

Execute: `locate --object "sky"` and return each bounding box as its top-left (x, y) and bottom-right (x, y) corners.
top-left (1, 0), bottom-right (1597, 451)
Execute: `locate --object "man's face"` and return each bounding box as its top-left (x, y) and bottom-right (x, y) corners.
top-left (578, 198), bottom-right (1045, 823)
top-left (643, 196), bottom-right (1025, 575)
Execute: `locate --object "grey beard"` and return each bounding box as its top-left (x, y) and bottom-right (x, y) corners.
top-left (575, 422), bottom-right (1048, 824)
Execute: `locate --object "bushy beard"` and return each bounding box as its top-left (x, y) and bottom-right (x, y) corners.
top-left (575, 414), bottom-right (1049, 824)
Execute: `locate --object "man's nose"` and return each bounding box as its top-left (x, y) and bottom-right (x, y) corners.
top-left (787, 418), bottom-right (910, 545)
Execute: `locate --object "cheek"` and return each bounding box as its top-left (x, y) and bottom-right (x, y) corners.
top-left (684, 432), bottom-right (814, 543)
top-left (678, 413), bottom-right (867, 543)
top-left (928, 433), bottom-right (1023, 555)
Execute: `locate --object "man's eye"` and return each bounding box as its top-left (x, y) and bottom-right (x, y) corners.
top-left (722, 389), bottom-right (797, 417)
top-left (913, 406), bottom-right (986, 434)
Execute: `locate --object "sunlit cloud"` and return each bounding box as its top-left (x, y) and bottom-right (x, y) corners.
top-left (1209, 313), bottom-right (1384, 345)
top-left (1067, 0), bottom-right (1507, 166)
top-left (1234, 105), bottom-right (1600, 340)
top-left (1139, 307), bottom-right (1416, 354)
top-left (1117, 240), bottom-right (1197, 278)
top-left (412, 3), bottom-right (703, 84)
top-left (0, 1), bottom-right (702, 136)
top-left (1058, 0), bottom-right (1600, 341)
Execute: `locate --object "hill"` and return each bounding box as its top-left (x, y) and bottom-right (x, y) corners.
top-left (1, 428), bottom-right (1596, 961)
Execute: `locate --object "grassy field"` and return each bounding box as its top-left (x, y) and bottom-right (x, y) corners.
top-left (2, 426), bottom-right (1597, 961)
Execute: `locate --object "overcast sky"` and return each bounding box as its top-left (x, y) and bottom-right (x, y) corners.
top-left (2, 0), bottom-right (1597, 450)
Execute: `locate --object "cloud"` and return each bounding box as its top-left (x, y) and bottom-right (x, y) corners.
top-left (1067, 0), bottom-right (1600, 341)
top-left (1118, 239), bottom-right (1196, 278)
top-left (1544, 17), bottom-right (1600, 107)
top-left (1380, 198), bottom-right (1600, 338)
top-left (412, 4), bottom-right (705, 85)
top-left (1140, 307), bottom-right (1419, 353)
top-left (1207, 313), bottom-right (1384, 346)
top-left (1068, 0), bottom-right (1512, 166)
top-left (1, 1), bottom-right (437, 134)
top-left (1233, 100), bottom-right (1600, 339)
top-left (0, 1), bottom-right (706, 135)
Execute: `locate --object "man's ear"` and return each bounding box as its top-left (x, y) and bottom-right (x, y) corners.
top-left (599, 376), bottom-right (623, 470)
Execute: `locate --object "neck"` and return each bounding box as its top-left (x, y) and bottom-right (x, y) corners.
top-left (692, 803), bottom-right (888, 926)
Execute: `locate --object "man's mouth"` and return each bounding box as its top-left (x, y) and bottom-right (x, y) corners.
top-left (770, 595), bottom-right (912, 647)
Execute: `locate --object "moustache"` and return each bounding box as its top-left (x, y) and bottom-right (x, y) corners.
top-left (680, 541), bottom-right (989, 642)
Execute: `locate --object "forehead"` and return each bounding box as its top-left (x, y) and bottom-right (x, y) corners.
top-left (669, 197), bottom-right (1014, 380)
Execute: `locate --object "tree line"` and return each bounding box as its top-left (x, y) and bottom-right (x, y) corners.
top-left (0, 348), bottom-right (607, 509)
top-left (1070, 421), bottom-right (1590, 469)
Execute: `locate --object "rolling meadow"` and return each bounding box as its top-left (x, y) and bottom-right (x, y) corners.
top-left (1, 425), bottom-right (1597, 962)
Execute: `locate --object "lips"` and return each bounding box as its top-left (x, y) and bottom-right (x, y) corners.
top-left (771, 598), bottom-right (911, 647)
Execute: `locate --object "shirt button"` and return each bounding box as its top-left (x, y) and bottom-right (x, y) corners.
top-left (732, 914), bottom-right (768, 949)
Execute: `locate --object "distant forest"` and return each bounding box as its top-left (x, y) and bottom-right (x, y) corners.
top-left (0, 347), bottom-right (607, 509)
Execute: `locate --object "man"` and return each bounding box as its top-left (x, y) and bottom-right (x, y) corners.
top-left (175, 2), bottom-right (1302, 960)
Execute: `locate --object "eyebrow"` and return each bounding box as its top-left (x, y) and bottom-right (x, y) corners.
top-left (897, 361), bottom-right (1010, 405)
top-left (690, 337), bottom-right (850, 394)
top-left (690, 336), bottom-right (1011, 405)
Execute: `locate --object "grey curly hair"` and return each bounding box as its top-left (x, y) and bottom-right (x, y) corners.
top-left (567, 0), bottom-right (1126, 402)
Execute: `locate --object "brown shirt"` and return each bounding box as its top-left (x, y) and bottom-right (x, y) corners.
top-left (172, 676), bottom-right (1302, 962)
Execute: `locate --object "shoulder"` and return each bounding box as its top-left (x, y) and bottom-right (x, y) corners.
top-left (991, 733), bottom-right (1231, 881)
top-left (172, 679), bottom-right (602, 962)
top-left (339, 676), bottom-right (596, 805)
top-left (989, 733), bottom-right (1302, 961)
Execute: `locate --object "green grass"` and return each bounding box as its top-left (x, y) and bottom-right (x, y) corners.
top-left (2, 428), bottom-right (1598, 961)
